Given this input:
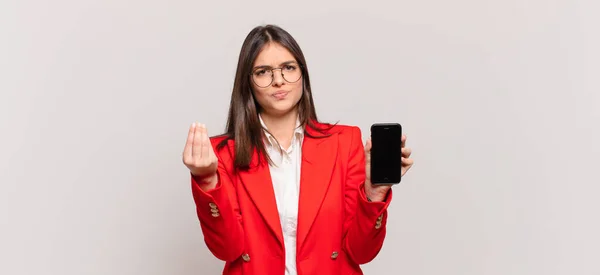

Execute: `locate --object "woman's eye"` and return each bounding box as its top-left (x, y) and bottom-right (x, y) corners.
top-left (284, 65), bottom-right (297, 71)
top-left (255, 69), bottom-right (266, 75)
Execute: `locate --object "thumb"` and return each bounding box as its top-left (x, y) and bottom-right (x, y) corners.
top-left (205, 131), bottom-right (217, 159)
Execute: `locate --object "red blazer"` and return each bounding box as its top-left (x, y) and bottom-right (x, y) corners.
top-left (191, 122), bottom-right (393, 275)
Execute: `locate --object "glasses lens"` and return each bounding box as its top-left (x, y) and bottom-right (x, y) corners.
top-left (282, 64), bottom-right (302, 83)
top-left (252, 69), bottom-right (272, 87)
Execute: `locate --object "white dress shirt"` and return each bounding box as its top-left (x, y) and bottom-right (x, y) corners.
top-left (259, 114), bottom-right (303, 275)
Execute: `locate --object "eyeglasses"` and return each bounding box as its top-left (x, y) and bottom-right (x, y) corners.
top-left (250, 62), bottom-right (303, 88)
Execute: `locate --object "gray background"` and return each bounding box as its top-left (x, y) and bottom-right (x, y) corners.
top-left (1, 0), bottom-right (599, 274)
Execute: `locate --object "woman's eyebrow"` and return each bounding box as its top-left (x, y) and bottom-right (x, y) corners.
top-left (279, 60), bottom-right (297, 65)
top-left (253, 60), bottom-right (297, 69)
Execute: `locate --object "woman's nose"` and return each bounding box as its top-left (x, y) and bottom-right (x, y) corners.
top-left (271, 69), bottom-right (285, 86)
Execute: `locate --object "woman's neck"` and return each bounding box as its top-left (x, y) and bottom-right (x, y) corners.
top-left (260, 108), bottom-right (299, 149)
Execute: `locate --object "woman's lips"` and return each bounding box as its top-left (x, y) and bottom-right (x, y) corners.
top-left (272, 91), bottom-right (289, 100)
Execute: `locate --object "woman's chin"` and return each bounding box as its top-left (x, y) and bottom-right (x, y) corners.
top-left (264, 103), bottom-right (299, 117)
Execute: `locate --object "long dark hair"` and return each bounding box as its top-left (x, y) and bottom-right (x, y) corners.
top-left (216, 24), bottom-right (334, 170)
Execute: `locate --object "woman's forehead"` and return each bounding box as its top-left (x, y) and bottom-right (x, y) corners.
top-left (253, 42), bottom-right (295, 66)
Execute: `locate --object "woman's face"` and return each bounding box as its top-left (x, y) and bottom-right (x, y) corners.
top-left (251, 42), bottom-right (303, 117)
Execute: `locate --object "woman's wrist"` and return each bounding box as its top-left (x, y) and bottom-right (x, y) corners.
top-left (366, 192), bottom-right (386, 202)
top-left (365, 184), bottom-right (389, 202)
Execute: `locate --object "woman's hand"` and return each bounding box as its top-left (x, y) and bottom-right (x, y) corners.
top-left (182, 123), bottom-right (219, 190)
top-left (364, 134), bottom-right (414, 202)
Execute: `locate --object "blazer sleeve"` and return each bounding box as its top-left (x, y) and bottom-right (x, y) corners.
top-left (342, 126), bottom-right (393, 265)
top-left (190, 144), bottom-right (245, 262)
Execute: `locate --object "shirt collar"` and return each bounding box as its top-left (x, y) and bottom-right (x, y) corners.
top-left (259, 114), bottom-right (304, 147)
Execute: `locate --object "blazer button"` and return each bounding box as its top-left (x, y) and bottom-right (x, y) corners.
top-left (209, 202), bottom-right (217, 209)
top-left (242, 253), bottom-right (250, 262)
top-left (331, 251), bottom-right (338, 259)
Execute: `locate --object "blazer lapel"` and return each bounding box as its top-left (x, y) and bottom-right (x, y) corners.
top-left (297, 125), bottom-right (338, 250)
top-left (236, 145), bottom-right (284, 249)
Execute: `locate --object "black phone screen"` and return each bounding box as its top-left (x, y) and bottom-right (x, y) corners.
top-left (370, 123), bottom-right (402, 184)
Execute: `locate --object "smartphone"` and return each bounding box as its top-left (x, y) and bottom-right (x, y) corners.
top-left (370, 123), bottom-right (402, 184)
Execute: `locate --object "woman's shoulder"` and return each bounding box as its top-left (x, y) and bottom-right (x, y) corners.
top-left (209, 133), bottom-right (230, 143)
top-left (306, 121), bottom-right (363, 148)
top-left (311, 121), bottom-right (361, 136)
top-left (208, 134), bottom-right (233, 153)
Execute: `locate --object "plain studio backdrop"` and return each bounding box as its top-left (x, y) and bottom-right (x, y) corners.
top-left (1, 0), bottom-right (599, 274)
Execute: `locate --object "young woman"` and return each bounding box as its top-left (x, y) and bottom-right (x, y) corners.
top-left (182, 24), bottom-right (414, 275)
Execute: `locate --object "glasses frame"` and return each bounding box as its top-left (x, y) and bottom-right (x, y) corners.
top-left (249, 63), bottom-right (304, 88)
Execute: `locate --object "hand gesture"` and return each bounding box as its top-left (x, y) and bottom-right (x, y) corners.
top-left (182, 123), bottom-right (218, 188)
